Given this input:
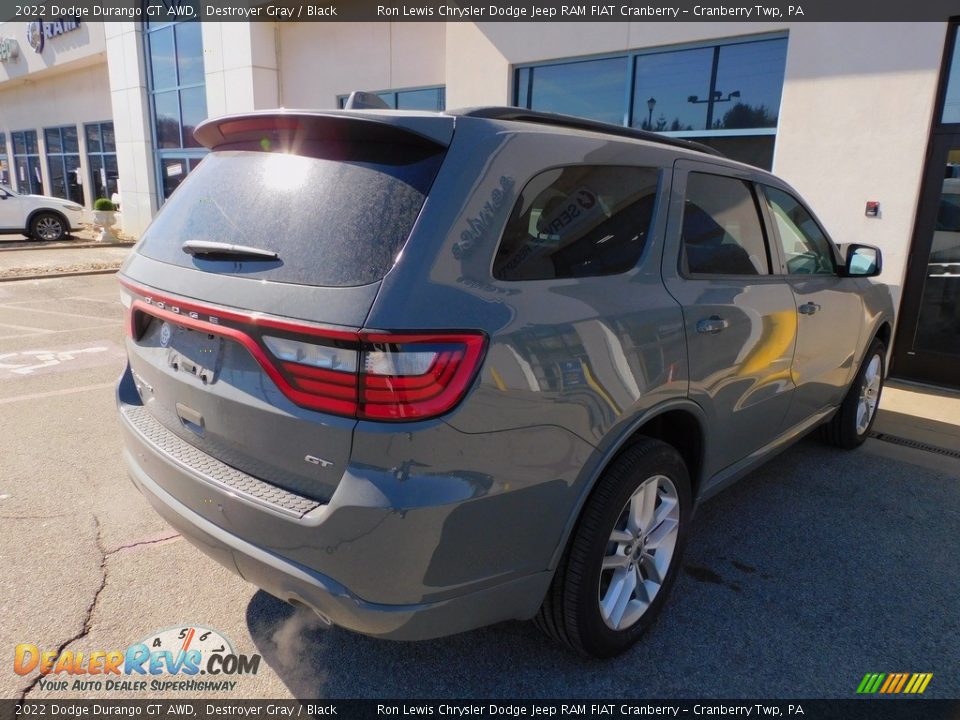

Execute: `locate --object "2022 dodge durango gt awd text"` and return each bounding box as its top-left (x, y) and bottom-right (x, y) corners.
top-left (116, 107), bottom-right (893, 657)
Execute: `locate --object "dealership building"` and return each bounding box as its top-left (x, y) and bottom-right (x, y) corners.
top-left (0, 18), bottom-right (957, 387)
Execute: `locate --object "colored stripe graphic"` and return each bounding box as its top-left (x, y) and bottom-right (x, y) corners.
top-left (857, 673), bottom-right (932, 694)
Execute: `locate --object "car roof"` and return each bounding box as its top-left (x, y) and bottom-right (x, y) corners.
top-left (194, 106), bottom-right (782, 182)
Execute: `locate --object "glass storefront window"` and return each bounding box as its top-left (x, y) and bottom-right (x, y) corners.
top-left (338, 86), bottom-right (446, 111)
top-left (518, 57), bottom-right (629, 125)
top-left (86, 122), bottom-right (118, 202)
top-left (713, 39), bottom-right (787, 129)
top-left (0, 133), bottom-right (9, 187)
top-left (11, 130), bottom-right (43, 195)
top-left (145, 19), bottom-right (208, 201)
top-left (516, 36), bottom-right (788, 168)
top-left (45, 126), bottom-right (84, 205)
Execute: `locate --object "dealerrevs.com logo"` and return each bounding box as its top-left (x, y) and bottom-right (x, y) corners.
top-left (13, 626), bottom-right (261, 693)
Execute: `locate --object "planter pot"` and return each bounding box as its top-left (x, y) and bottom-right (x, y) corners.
top-left (92, 210), bottom-right (118, 242)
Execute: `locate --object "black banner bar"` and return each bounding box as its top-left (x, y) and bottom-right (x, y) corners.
top-left (3, 700), bottom-right (960, 720)
top-left (1, 0), bottom-right (959, 23)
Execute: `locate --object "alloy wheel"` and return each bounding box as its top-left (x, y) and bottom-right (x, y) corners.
top-left (598, 474), bottom-right (680, 631)
top-left (36, 216), bottom-right (63, 241)
top-left (856, 354), bottom-right (882, 435)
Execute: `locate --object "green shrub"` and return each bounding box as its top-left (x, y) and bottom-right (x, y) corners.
top-left (94, 198), bottom-right (116, 211)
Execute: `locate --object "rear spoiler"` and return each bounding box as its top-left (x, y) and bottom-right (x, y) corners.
top-left (193, 110), bottom-right (454, 152)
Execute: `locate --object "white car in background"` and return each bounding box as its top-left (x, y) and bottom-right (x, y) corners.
top-left (0, 184), bottom-right (84, 242)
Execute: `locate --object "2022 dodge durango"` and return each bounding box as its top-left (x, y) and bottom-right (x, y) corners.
top-left (116, 107), bottom-right (893, 657)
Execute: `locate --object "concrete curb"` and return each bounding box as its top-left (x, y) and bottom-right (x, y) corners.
top-left (0, 268), bottom-right (120, 283)
top-left (0, 241), bottom-right (135, 253)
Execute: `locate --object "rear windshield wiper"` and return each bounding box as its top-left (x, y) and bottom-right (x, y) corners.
top-left (182, 240), bottom-right (279, 260)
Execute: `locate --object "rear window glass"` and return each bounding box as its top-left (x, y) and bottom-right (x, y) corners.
top-left (493, 165), bottom-right (660, 281)
top-left (137, 146), bottom-right (444, 287)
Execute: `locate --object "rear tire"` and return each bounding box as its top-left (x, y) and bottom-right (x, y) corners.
top-left (30, 212), bottom-right (67, 242)
top-left (535, 437), bottom-right (691, 658)
top-left (820, 338), bottom-right (886, 449)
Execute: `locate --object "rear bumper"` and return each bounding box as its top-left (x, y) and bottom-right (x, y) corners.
top-left (124, 442), bottom-right (550, 640)
top-left (117, 367), bottom-right (565, 640)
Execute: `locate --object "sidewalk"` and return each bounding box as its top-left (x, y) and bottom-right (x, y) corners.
top-left (0, 223), bottom-right (136, 280)
top-left (864, 380), bottom-right (960, 476)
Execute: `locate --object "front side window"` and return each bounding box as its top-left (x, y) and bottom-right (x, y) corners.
top-left (681, 172), bottom-right (769, 276)
top-left (763, 186), bottom-right (835, 275)
top-left (494, 165), bottom-right (659, 281)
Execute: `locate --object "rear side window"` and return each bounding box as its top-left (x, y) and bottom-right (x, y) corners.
top-left (681, 172), bottom-right (770, 276)
top-left (493, 165), bottom-right (659, 281)
top-left (137, 146), bottom-right (444, 287)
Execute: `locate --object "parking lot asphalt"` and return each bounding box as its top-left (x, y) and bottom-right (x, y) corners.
top-left (1, 273), bottom-right (958, 701)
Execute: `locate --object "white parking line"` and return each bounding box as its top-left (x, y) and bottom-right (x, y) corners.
top-left (64, 295), bottom-right (120, 305)
top-left (0, 320), bottom-right (53, 334)
top-left (0, 304), bottom-right (111, 321)
top-left (0, 381), bottom-right (116, 405)
top-left (0, 323), bottom-right (122, 340)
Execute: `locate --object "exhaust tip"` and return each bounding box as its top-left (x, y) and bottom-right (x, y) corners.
top-left (287, 598), bottom-right (333, 628)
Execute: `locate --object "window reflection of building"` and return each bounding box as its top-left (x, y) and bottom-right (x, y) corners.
top-left (338, 86), bottom-right (446, 110)
top-left (144, 20), bottom-right (208, 202)
top-left (492, 315), bottom-right (672, 431)
top-left (515, 36), bottom-right (788, 169)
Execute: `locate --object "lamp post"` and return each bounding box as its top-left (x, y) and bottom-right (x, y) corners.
top-left (646, 97), bottom-right (656, 130)
top-left (687, 90), bottom-right (740, 129)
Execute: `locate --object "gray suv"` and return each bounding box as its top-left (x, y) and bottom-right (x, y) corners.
top-left (117, 107), bottom-right (893, 657)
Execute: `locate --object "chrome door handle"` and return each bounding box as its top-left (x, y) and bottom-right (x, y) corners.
top-left (696, 316), bottom-right (728, 334)
top-left (798, 302), bottom-right (821, 315)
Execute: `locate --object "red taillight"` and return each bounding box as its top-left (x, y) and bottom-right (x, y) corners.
top-left (359, 334), bottom-right (487, 420)
top-left (119, 279), bottom-right (486, 422)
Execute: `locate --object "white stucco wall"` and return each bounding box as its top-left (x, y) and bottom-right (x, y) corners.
top-left (104, 22), bottom-right (155, 235)
top-left (773, 23), bottom-right (946, 310)
top-left (277, 22), bottom-right (445, 108)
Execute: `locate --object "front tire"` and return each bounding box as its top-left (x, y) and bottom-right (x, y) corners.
top-left (30, 212), bottom-right (67, 242)
top-left (820, 338), bottom-right (886, 449)
top-left (535, 438), bottom-right (691, 658)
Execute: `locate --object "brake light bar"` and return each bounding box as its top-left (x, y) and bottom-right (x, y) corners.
top-left (118, 279), bottom-right (486, 422)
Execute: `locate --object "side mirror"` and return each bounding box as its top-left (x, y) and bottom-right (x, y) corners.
top-left (844, 244), bottom-right (882, 277)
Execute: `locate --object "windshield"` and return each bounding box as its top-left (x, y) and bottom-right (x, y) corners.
top-left (137, 146), bottom-right (445, 287)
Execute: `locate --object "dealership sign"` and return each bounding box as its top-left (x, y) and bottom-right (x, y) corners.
top-left (26, 20), bottom-right (81, 54)
top-left (0, 37), bottom-right (18, 62)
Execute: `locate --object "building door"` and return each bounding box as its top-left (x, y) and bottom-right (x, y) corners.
top-left (893, 135), bottom-right (960, 388)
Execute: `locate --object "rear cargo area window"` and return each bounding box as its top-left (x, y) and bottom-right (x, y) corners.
top-left (137, 147), bottom-right (444, 287)
top-left (494, 165), bottom-right (660, 281)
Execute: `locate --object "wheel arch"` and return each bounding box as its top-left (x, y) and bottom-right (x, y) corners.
top-left (26, 208), bottom-right (70, 236)
top-left (548, 399), bottom-right (707, 570)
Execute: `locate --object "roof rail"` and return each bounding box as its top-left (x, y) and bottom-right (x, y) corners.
top-left (451, 107), bottom-right (724, 158)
